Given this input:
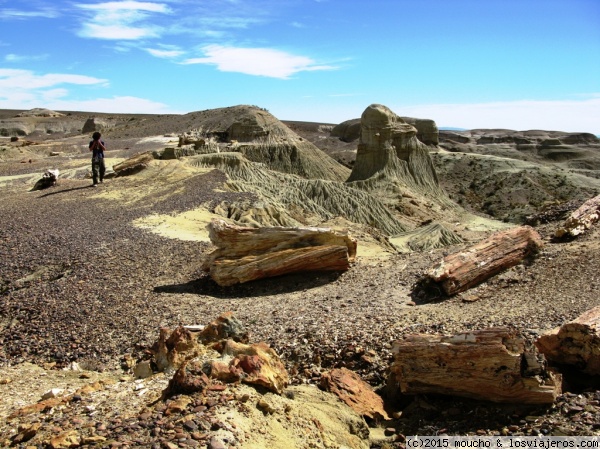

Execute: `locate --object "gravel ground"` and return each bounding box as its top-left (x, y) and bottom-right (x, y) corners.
top-left (1, 147), bottom-right (600, 446)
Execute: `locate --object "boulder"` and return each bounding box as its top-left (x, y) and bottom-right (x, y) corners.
top-left (32, 169), bottom-right (59, 190)
top-left (401, 116), bottom-right (439, 145)
top-left (82, 117), bottom-right (113, 134)
top-left (151, 326), bottom-right (207, 372)
top-left (198, 311), bottom-right (248, 345)
top-left (331, 119), bottom-right (361, 142)
top-left (213, 340), bottom-right (289, 393)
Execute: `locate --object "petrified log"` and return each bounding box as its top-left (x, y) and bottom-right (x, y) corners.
top-left (428, 225), bottom-right (543, 296)
top-left (535, 306), bottom-right (600, 375)
top-left (112, 151), bottom-right (154, 175)
top-left (555, 194), bottom-right (600, 239)
top-left (388, 328), bottom-right (561, 404)
top-left (203, 219), bottom-right (357, 286)
top-left (320, 368), bottom-right (389, 420)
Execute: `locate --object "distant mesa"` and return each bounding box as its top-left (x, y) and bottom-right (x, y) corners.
top-left (82, 117), bottom-right (116, 134)
top-left (16, 108), bottom-right (64, 118)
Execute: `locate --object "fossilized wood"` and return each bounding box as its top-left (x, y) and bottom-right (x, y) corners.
top-left (555, 194), bottom-right (600, 239)
top-left (388, 328), bottom-right (561, 404)
top-left (203, 219), bottom-right (357, 286)
top-left (536, 306), bottom-right (600, 375)
top-left (320, 368), bottom-right (389, 421)
top-left (113, 151), bottom-right (154, 175)
top-left (428, 225), bottom-right (543, 295)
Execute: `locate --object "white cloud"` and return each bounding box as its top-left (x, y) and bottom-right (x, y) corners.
top-left (398, 97), bottom-right (600, 134)
top-left (0, 8), bottom-right (60, 19)
top-left (0, 69), bottom-right (107, 89)
top-left (76, 1), bottom-right (172, 40)
top-left (145, 47), bottom-right (184, 59)
top-left (182, 45), bottom-right (336, 79)
top-left (5, 53), bottom-right (49, 63)
top-left (44, 96), bottom-right (175, 114)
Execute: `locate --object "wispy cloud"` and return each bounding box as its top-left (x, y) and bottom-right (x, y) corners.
top-left (5, 53), bottom-right (49, 63)
top-left (398, 96), bottom-right (600, 134)
top-left (0, 68), bottom-right (173, 113)
top-left (144, 45), bottom-right (184, 59)
top-left (76, 1), bottom-right (172, 40)
top-left (182, 45), bottom-right (336, 79)
top-left (0, 69), bottom-right (107, 89)
top-left (0, 7), bottom-right (60, 19)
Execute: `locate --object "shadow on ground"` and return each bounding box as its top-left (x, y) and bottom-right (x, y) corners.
top-left (410, 277), bottom-right (448, 305)
top-left (154, 271), bottom-right (344, 298)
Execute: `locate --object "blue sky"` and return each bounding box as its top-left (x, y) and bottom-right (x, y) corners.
top-left (1, 0), bottom-right (599, 133)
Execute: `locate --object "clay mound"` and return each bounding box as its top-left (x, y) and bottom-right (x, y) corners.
top-left (390, 222), bottom-right (464, 253)
top-left (187, 152), bottom-right (409, 235)
top-left (153, 105), bottom-right (351, 182)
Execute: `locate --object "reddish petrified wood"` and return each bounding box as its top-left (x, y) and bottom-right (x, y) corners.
top-left (536, 306), bottom-right (600, 375)
top-left (428, 225), bottom-right (543, 295)
top-left (203, 219), bottom-right (357, 286)
top-left (388, 328), bottom-right (561, 404)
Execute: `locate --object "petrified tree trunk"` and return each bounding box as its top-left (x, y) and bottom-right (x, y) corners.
top-left (203, 219), bottom-right (357, 286)
top-left (388, 328), bottom-right (561, 404)
top-left (555, 194), bottom-right (600, 239)
top-left (113, 151), bottom-right (155, 175)
top-left (535, 306), bottom-right (600, 375)
top-left (428, 225), bottom-right (543, 296)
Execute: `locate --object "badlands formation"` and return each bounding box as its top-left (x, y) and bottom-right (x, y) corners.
top-left (0, 104), bottom-right (599, 447)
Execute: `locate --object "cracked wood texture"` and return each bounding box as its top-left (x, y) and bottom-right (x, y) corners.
top-left (536, 306), bottom-right (600, 376)
top-left (555, 194), bottom-right (600, 239)
top-left (428, 225), bottom-right (543, 296)
top-left (388, 328), bottom-right (561, 404)
top-left (203, 219), bottom-right (357, 286)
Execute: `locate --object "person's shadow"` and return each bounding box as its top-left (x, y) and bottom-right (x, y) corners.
top-left (154, 271), bottom-right (343, 299)
top-left (36, 185), bottom-right (93, 197)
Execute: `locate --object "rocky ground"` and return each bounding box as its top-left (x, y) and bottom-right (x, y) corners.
top-left (0, 110), bottom-right (599, 448)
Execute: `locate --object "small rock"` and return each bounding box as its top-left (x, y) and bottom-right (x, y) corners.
top-left (208, 437), bottom-right (227, 449)
top-left (42, 388), bottom-right (65, 400)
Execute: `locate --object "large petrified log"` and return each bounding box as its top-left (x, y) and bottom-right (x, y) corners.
top-left (202, 219), bottom-right (357, 286)
top-left (535, 306), bottom-right (600, 375)
top-left (428, 225), bottom-right (543, 296)
top-left (555, 194), bottom-right (600, 239)
top-left (388, 328), bottom-right (561, 404)
top-left (112, 151), bottom-right (154, 175)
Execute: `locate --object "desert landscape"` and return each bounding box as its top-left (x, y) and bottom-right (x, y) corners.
top-left (0, 104), bottom-right (599, 448)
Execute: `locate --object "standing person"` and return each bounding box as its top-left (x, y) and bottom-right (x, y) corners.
top-left (89, 131), bottom-right (106, 186)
